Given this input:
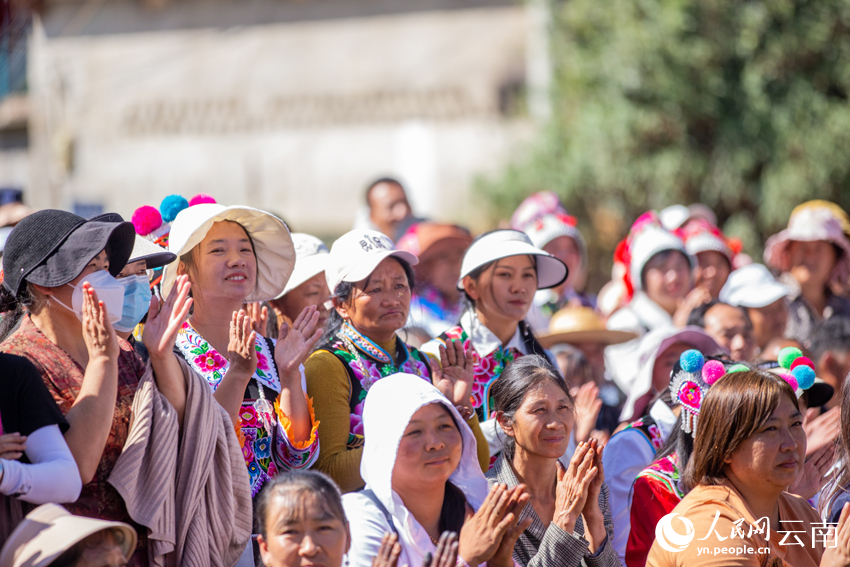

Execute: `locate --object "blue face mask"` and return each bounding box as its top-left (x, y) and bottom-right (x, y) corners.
top-left (114, 274), bottom-right (152, 333)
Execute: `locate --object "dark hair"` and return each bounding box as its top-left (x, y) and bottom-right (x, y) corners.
top-left (491, 355), bottom-right (575, 460)
top-left (684, 369), bottom-right (799, 490)
top-left (654, 356), bottom-right (736, 495)
top-left (365, 177), bottom-right (406, 207)
top-left (322, 256), bottom-right (415, 343)
top-left (809, 316), bottom-right (850, 361)
top-left (48, 528), bottom-right (129, 567)
top-left (686, 300), bottom-right (752, 329)
top-left (640, 249), bottom-right (691, 290)
top-left (255, 470), bottom-right (347, 540)
top-left (0, 282), bottom-right (32, 341)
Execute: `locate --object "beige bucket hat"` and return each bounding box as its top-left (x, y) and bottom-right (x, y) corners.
top-left (162, 204), bottom-right (295, 302)
top-left (0, 504), bottom-right (137, 567)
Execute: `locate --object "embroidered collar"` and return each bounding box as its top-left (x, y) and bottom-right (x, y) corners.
top-left (459, 309), bottom-right (524, 358)
top-left (340, 321), bottom-right (409, 367)
top-left (177, 320), bottom-right (281, 392)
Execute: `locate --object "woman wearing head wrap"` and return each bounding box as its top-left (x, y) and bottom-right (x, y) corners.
top-left (674, 218), bottom-right (739, 300)
top-left (164, 204), bottom-right (321, 501)
top-left (343, 373), bottom-right (528, 567)
top-left (510, 192), bottom-right (593, 332)
top-left (305, 230), bottom-right (487, 493)
top-left (604, 212), bottom-right (695, 390)
top-left (764, 201), bottom-right (850, 344)
top-left (0, 210), bottom-right (193, 565)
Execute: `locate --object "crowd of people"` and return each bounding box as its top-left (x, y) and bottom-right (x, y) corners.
top-left (2, 180), bottom-right (850, 567)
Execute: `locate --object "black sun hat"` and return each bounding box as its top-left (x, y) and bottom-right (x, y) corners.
top-left (3, 209), bottom-right (135, 296)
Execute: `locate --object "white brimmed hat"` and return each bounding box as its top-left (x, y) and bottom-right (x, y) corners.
top-left (719, 263), bottom-right (791, 308)
top-left (162, 204), bottom-right (295, 302)
top-left (276, 233), bottom-right (330, 299)
top-left (0, 504), bottom-right (137, 567)
top-left (326, 229), bottom-right (418, 294)
top-left (128, 234), bottom-right (176, 270)
top-left (457, 229), bottom-right (568, 291)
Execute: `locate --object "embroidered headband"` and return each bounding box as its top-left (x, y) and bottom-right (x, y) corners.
top-left (668, 349), bottom-right (727, 436)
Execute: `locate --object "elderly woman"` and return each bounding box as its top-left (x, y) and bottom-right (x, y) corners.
top-left (0, 210), bottom-right (193, 565)
top-left (343, 373), bottom-right (528, 567)
top-left (306, 229), bottom-right (487, 493)
top-left (488, 355), bottom-right (618, 567)
top-left (164, 204), bottom-right (321, 499)
top-left (646, 368), bottom-right (850, 566)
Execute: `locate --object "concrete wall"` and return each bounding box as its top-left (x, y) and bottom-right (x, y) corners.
top-left (24, 3), bottom-right (535, 234)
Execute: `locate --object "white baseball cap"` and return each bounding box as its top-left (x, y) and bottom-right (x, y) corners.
top-left (457, 229), bottom-right (568, 291)
top-left (719, 263), bottom-right (790, 308)
top-left (326, 229), bottom-right (418, 294)
top-left (276, 233), bottom-right (331, 298)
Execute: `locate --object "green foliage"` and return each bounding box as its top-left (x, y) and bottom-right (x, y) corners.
top-left (478, 0), bottom-right (850, 287)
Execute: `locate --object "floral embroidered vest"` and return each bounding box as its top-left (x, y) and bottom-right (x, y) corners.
top-left (175, 321), bottom-right (319, 497)
top-left (433, 326), bottom-right (521, 421)
top-left (636, 453), bottom-right (684, 500)
top-left (316, 322), bottom-right (431, 451)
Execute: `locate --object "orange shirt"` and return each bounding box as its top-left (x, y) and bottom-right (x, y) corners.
top-left (646, 481), bottom-right (824, 567)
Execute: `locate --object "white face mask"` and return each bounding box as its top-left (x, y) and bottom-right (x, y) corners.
top-left (51, 269), bottom-right (125, 325)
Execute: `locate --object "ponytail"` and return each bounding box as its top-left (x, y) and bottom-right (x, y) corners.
top-left (0, 283), bottom-right (30, 341)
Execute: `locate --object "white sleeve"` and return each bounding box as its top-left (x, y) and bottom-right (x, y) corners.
top-left (0, 424), bottom-right (82, 504)
top-left (343, 492), bottom-right (403, 567)
top-left (600, 429), bottom-right (655, 564)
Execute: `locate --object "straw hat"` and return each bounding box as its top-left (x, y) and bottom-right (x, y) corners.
top-left (162, 204), bottom-right (295, 302)
top-left (0, 504), bottom-right (137, 567)
top-left (537, 307), bottom-right (638, 348)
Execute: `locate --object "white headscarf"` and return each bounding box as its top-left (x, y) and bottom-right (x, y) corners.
top-left (359, 373), bottom-right (489, 567)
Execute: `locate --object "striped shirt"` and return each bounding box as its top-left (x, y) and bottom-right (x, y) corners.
top-left (486, 453), bottom-right (622, 567)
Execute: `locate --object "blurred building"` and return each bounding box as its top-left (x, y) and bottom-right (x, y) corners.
top-left (2, 0), bottom-right (547, 233)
